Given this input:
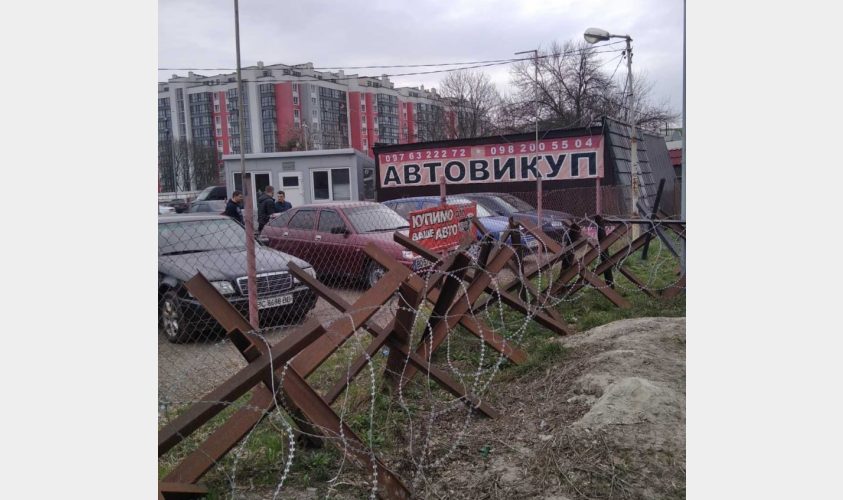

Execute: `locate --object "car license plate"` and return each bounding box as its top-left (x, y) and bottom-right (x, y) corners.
top-left (257, 294), bottom-right (293, 309)
top-left (412, 257), bottom-right (432, 271)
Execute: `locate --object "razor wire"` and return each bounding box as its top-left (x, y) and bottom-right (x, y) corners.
top-left (157, 187), bottom-right (685, 498)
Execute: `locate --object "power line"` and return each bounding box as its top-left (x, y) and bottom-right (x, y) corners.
top-left (608, 51), bottom-right (627, 81)
top-left (158, 50), bottom-right (625, 88)
top-left (157, 41), bottom-right (628, 73)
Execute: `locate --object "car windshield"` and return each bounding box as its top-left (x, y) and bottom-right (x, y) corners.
top-left (447, 198), bottom-right (494, 218)
top-left (345, 206), bottom-right (410, 233)
top-left (469, 197), bottom-right (516, 216)
top-left (158, 219), bottom-right (247, 255)
top-left (496, 193), bottom-right (535, 212)
top-left (196, 186), bottom-right (214, 200)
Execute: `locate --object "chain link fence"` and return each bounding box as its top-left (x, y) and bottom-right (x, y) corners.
top-left (158, 186), bottom-right (685, 498)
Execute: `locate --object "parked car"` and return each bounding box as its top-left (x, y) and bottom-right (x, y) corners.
top-left (382, 196), bottom-right (538, 249)
top-left (457, 193), bottom-right (576, 246)
top-left (158, 214), bottom-right (317, 343)
top-left (158, 204), bottom-right (176, 215)
top-left (188, 200), bottom-right (228, 214)
top-left (188, 185), bottom-right (228, 212)
top-left (260, 202), bottom-right (425, 288)
top-left (167, 198), bottom-right (190, 213)
top-left (194, 185), bottom-right (228, 202)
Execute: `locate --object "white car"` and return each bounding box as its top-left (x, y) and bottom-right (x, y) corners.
top-left (158, 204), bottom-right (176, 215)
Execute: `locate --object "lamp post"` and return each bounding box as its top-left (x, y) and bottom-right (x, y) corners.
top-left (584, 28), bottom-right (640, 233)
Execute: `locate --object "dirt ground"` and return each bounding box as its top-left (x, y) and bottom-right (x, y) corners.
top-left (219, 316), bottom-right (686, 500)
top-left (400, 316), bottom-right (687, 500)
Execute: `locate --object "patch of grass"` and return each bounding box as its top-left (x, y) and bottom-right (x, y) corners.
top-left (552, 238), bottom-right (685, 331)
top-left (500, 340), bottom-right (568, 381)
top-left (160, 236), bottom-right (685, 497)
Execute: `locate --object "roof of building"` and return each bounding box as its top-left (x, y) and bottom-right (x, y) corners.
top-left (221, 148), bottom-right (369, 162)
top-left (603, 116), bottom-right (678, 216)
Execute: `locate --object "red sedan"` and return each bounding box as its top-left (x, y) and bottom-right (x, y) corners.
top-left (261, 202), bottom-right (423, 288)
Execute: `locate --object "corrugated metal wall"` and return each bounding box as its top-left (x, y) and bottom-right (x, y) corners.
top-left (603, 117), bottom-right (678, 216)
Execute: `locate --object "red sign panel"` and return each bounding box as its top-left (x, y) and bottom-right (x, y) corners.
top-left (378, 135), bottom-right (604, 188)
top-left (409, 203), bottom-right (477, 252)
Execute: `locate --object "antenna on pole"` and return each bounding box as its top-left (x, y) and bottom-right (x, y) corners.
top-left (516, 48), bottom-right (541, 220)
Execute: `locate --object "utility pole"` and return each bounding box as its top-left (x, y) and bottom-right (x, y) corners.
top-left (515, 48), bottom-right (541, 220)
top-left (583, 28), bottom-right (641, 237)
top-left (234, 0), bottom-right (259, 329)
top-left (681, 0), bottom-right (686, 273)
top-left (625, 36), bottom-right (641, 238)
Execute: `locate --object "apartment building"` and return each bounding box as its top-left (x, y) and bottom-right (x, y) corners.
top-left (158, 61), bottom-right (460, 160)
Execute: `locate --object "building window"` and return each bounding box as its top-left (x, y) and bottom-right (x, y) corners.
top-left (362, 115), bottom-right (366, 124)
top-left (294, 110), bottom-right (299, 119)
top-left (312, 109), bottom-right (318, 117)
top-left (215, 116), bottom-right (221, 125)
top-left (293, 96), bottom-right (299, 105)
top-left (216, 127), bottom-right (222, 137)
top-left (311, 168), bottom-right (351, 201)
top-left (362, 168), bottom-right (375, 200)
top-left (217, 139), bottom-right (223, 148)
top-left (214, 104), bottom-right (220, 112)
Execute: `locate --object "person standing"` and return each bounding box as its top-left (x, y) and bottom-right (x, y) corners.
top-left (257, 185), bottom-right (277, 232)
top-left (274, 190), bottom-right (292, 213)
top-left (223, 190), bottom-right (244, 225)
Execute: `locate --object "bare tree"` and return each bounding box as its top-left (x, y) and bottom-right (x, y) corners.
top-left (189, 140), bottom-right (221, 189)
top-left (157, 137), bottom-right (220, 194)
top-left (414, 103), bottom-right (449, 142)
top-left (600, 69), bottom-right (678, 131)
top-left (504, 40), bottom-right (677, 133)
top-left (439, 70), bottom-right (501, 139)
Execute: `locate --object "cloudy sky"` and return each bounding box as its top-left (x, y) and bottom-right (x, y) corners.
top-left (159, 0), bottom-right (683, 114)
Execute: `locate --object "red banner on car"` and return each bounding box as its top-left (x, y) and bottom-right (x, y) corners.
top-left (409, 203), bottom-right (477, 252)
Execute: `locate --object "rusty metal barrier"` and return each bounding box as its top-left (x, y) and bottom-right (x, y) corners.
top-left (158, 195), bottom-right (685, 498)
top-left (159, 236), bottom-right (550, 498)
top-left (159, 244), bottom-right (415, 499)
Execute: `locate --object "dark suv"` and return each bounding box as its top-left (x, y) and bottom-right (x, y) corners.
top-left (194, 185), bottom-right (228, 202)
top-left (158, 214), bottom-right (317, 343)
top-left (189, 185), bottom-right (228, 213)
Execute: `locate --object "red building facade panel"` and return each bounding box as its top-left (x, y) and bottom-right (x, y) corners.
top-left (348, 91), bottom-right (363, 152)
top-left (275, 82), bottom-right (295, 148)
top-left (218, 92), bottom-right (229, 155)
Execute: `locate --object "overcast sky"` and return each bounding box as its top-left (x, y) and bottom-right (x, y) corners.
top-left (159, 0), bottom-right (683, 114)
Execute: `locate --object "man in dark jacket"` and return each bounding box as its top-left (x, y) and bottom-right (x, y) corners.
top-left (223, 190), bottom-right (244, 225)
top-left (257, 185), bottom-right (277, 232)
top-left (274, 191), bottom-right (293, 213)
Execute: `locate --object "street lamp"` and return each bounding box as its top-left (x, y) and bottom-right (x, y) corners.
top-left (584, 27), bottom-right (641, 227)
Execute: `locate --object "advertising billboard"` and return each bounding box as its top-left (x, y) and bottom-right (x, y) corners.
top-left (408, 202), bottom-right (477, 252)
top-left (378, 135), bottom-right (604, 189)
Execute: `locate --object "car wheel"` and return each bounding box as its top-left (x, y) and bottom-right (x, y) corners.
top-left (364, 261), bottom-right (386, 289)
top-left (160, 289), bottom-right (193, 343)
